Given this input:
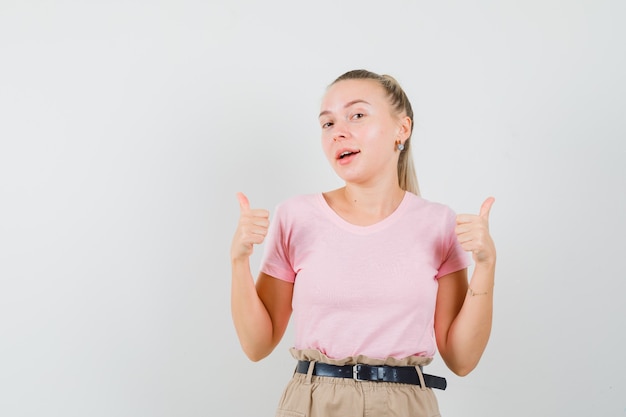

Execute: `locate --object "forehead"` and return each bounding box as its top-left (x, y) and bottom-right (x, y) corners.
top-left (321, 79), bottom-right (387, 108)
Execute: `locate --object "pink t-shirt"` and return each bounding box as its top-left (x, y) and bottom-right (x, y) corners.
top-left (259, 192), bottom-right (471, 360)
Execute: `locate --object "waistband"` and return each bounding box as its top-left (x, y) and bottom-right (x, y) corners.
top-left (295, 360), bottom-right (447, 390)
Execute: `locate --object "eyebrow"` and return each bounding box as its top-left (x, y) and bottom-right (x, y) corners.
top-left (319, 99), bottom-right (371, 118)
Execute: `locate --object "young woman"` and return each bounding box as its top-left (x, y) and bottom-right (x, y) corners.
top-left (230, 69), bottom-right (496, 416)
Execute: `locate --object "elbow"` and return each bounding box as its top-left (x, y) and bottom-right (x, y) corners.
top-left (441, 353), bottom-right (479, 377)
top-left (450, 365), bottom-right (474, 377)
top-left (241, 344), bottom-right (273, 362)
top-left (448, 356), bottom-right (481, 377)
top-left (247, 355), bottom-right (263, 363)
top-left (245, 351), bottom-right (268, 362)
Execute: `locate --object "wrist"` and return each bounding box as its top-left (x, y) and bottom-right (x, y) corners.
top-left (231, 255), bottom-right (251, 267)
top-left (467, 287), bottom-right (490, 297)
top-left (474, 259), bottom-right (496, 271)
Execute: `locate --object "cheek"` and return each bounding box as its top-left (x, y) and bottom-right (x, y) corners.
top-left (321, 134), bottom-right (334, 158)
top-left (373, 126), bottom-right (395, 150)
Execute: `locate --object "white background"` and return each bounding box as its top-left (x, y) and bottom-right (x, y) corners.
top-left (1, 1), bottom-right (625, 416)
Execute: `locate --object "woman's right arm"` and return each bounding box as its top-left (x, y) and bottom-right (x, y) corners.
top-left (230, 193), bottom-right (293, 362)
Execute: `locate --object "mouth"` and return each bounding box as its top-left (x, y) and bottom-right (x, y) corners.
top-left (336, 150), bottom-right (360, 160)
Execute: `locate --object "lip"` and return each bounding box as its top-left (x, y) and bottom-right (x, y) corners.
top-left (334, 147), bottom-right (361, 160)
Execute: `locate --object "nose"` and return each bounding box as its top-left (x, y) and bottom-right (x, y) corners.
top-left (332, 120), bottom-right (349, 142)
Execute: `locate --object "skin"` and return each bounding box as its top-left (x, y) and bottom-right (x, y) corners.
top-left (230, 79), bottom-right (496, 375)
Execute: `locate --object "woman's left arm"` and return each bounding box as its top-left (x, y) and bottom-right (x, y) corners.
top-left (434, 197), bottom-right (496, 376)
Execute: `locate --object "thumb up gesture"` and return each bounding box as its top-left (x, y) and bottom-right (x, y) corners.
top-left (231, 192), bottom-right (270, 261)
top-left (455, 197), bottom-right (496, 265)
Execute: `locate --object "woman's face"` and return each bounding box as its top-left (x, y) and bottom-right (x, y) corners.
top-left (319, 79), bottom-right (409, 186)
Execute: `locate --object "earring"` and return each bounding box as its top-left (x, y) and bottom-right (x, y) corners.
top-left (396, 140), bottom-right (405, 151)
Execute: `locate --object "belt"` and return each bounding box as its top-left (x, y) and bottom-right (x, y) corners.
top-left (295, 360), bottom-right (447, 390)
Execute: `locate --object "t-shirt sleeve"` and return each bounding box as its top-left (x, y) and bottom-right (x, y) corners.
top-left (436, 207), bottom-right (472, 279)
top-left (259, 202), bottom-right (297, 283)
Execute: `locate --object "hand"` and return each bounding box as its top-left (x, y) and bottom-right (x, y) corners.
top-left (231, 192), bottom-right (270, 261)
top-left (455, 197), bottom-right (496, 265)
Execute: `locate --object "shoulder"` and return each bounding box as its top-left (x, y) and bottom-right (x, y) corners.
top-left (272, 193), bottom-right (321, 219)
top-left (269, 194), bottom-right (325, 235)
top-left (403, 194), bottom-right (460, 243)
top-left (275, 193), bottom-right (319, 210)
top-left (404, 192), bottom-right (457, 218)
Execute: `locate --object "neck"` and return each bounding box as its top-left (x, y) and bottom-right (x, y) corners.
top-left (342, 182), bottom-right (406, 218)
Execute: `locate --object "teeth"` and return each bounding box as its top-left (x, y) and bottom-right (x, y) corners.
top-left (340, 151), bottom-right (352, 158)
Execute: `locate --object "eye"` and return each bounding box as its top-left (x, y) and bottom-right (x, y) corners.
top-left (351, 113), bottom-right (365, 120)
top-left (321, 121), bottom-right (334, 129)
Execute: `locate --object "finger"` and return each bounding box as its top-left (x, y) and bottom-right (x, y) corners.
top-left (456, 213), bottom-right (479, 224)
top-left (249, 209), bottom-right (270, 219)
top-left (246, 232), bottom-right (267, 244)
top-left (456, 228), bottom-right (488, 245)
top-left (237, 192), bottom-right (250, 213)
top-left (455, 223), bottom-right (473, 235)
top-left (246, 218), bottom-right (270, 231)
top-left (456, 232), bottom-right (473, 245)
top-left (479, 197), bottom-right (495, 219)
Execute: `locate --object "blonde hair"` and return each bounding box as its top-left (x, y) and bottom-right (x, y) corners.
top-left (330, 69), bottom-right (420, 195)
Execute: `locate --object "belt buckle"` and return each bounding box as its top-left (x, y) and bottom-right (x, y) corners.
top-left (352, 364), bottom-right (364, 381)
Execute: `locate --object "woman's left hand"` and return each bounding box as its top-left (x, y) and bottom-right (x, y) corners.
top-left (455, 197), bottom-right (496, 265)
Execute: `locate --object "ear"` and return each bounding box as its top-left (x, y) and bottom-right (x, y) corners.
top-left (397, 116), bottom-right (412, 141)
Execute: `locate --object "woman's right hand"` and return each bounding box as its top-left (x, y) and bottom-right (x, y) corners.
top-left (231, 192), bottom-right (270, 261)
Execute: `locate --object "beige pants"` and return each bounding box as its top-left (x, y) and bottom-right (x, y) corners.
top-left (275, 349), bottom-right (442, 417)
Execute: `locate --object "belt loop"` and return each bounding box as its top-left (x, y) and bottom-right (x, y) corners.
top-left (415, 365), bottom-right (427, 391)
top-left (305, 360), bottom-right (316, 385)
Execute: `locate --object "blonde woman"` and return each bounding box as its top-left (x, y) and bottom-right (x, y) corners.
top-left (231, 69), bottom-right (496, 416)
